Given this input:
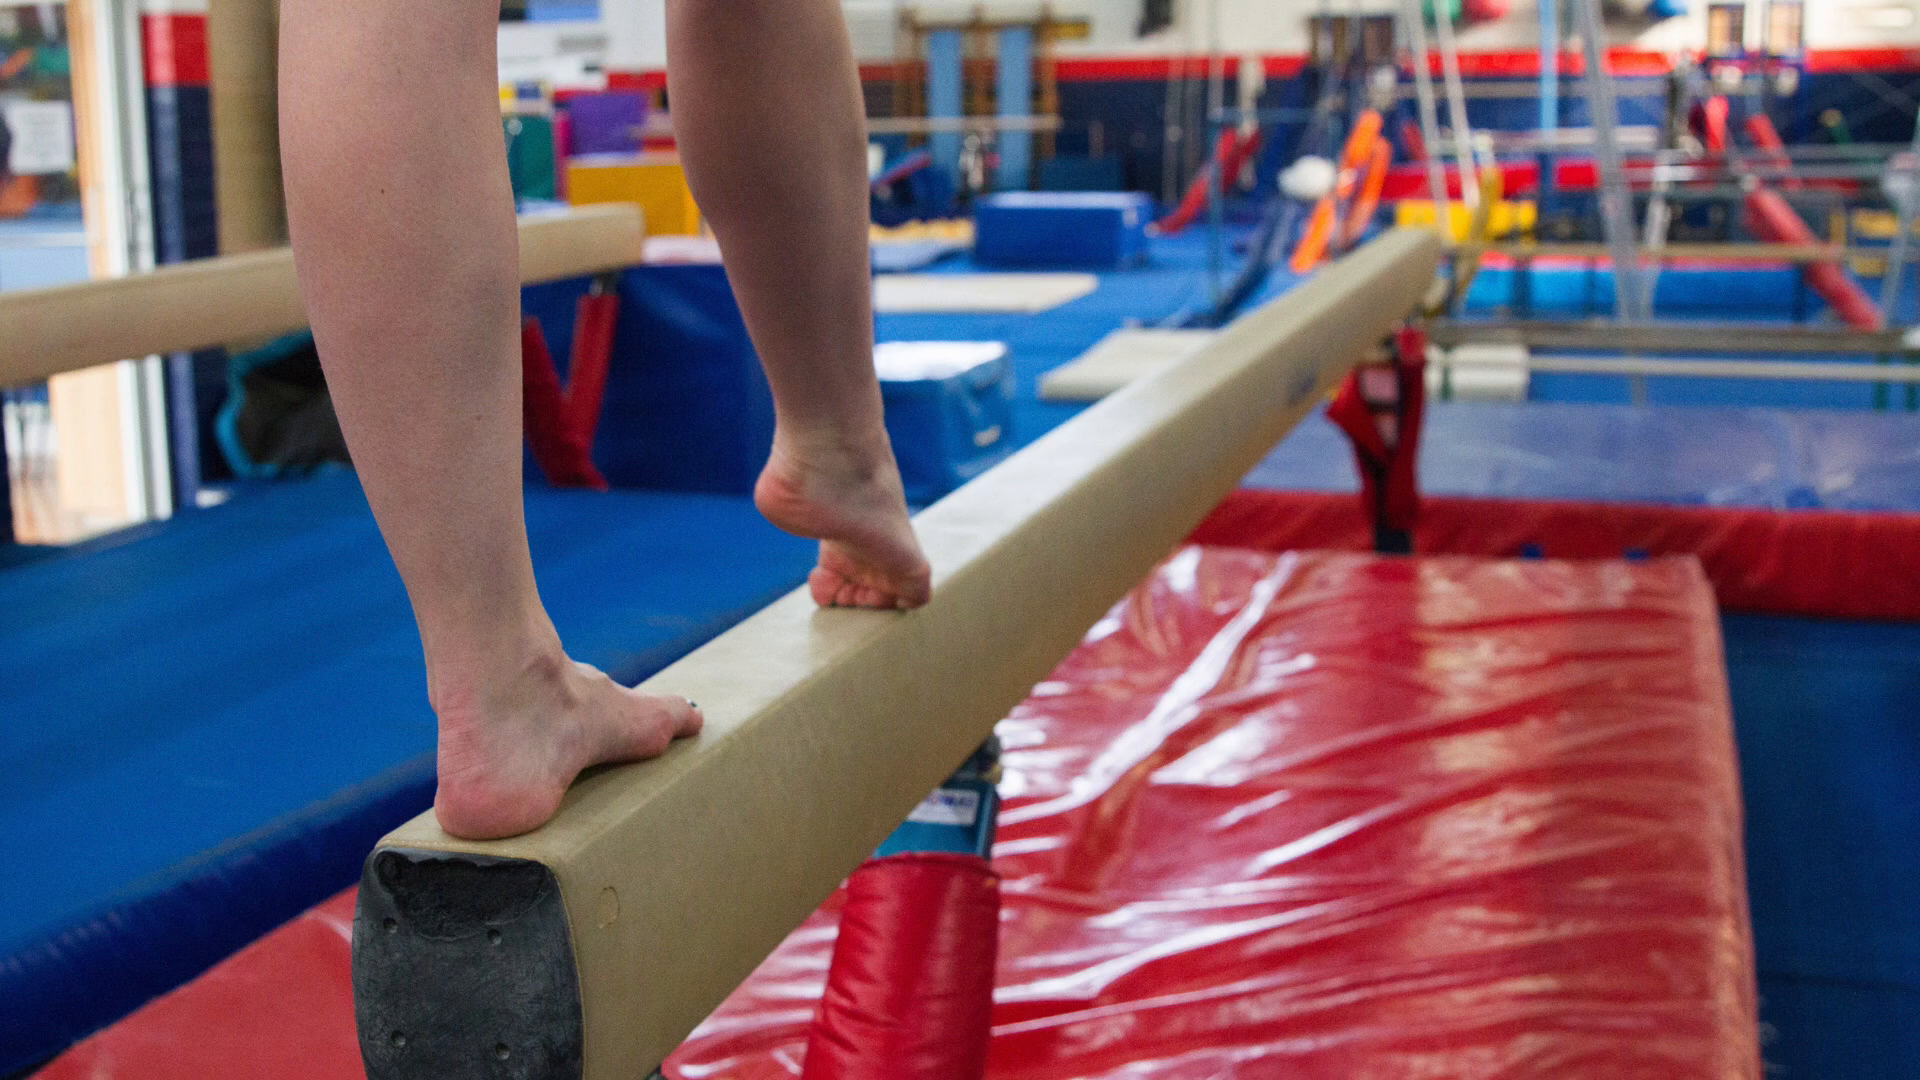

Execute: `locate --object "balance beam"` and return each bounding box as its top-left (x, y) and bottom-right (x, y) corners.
top-left (0, 205), bottom-right (644, 389)
top-left (352, 227), bottom-right (1442, 1080)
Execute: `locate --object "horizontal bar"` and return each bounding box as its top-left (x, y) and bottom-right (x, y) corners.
top-left (1510, 354), bottom-right (1920, 382)
top-left (352, 228), bottom-right (1444, 1080)
top-left (0, 205), bottom-right (644, 389)
top-left (1474, 241), bottom-right (1865, 264)
top-left (0, 232), bottom-right (88, 249)
top-left (1430, 319), bottom-right (1920, 356)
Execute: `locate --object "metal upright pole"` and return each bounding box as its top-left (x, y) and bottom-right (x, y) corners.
top-left (1399, 0), bottom-right (1451, 232)
top-left (1538, 0), bottom-right (1559, 141)
top-left (1878, 107), bottom-right (1920, 328)
top-left (1432, 0), bottom-right (1479, 211)
top-left (1206, 0), bottom-right (1225, 308)
top-left (1572, 0), bottom-right (1642, 321)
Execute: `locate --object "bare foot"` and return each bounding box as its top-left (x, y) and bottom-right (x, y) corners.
top-left (754, 435), bottom-right (932, 610)
top-left (433, 649), bottom-right (702, 839)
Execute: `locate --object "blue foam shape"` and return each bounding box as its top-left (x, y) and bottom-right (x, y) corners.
top-left (1465, 264), bottom-right (1812, 318)
top-left (974, 192), bottom-right (1153, 270)
top-left (527, 269), bottom-right (1013, 505)
top-left (1245, 401), bottom-right (1920, 512)
top-left (882, 355), bottom-right (1016, 506)
top-left (0, 472), bottom-right (814, 1073)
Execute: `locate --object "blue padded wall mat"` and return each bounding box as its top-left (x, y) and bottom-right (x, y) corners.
top-left (1722, 614), bottom-right (1920, 1080)
top-left (1244, 401), bottom-right (1920, 512)
top-left (0, 471), bottom-right (814, 1074)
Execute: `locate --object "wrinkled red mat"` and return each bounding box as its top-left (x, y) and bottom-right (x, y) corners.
top-left (40, 549), bottom-right (1757, 1080)
top-left (667, 549), bottom-right (1756, 1080)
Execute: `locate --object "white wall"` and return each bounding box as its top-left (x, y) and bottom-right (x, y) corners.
top-left (582, 0), bottom-right (1920, 75)
top-left (600, 0), bottom-right (667, 69)
top-left (1805, 0), bottom-right (1920, 49)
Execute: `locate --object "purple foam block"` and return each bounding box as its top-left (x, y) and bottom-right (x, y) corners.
top-left (566, 91), bottom-right (649, 157)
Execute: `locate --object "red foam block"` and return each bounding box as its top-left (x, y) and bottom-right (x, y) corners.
top-left (802, 854), bottom-right (1001, 1080)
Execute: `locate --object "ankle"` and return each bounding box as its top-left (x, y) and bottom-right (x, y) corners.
top-left (771, 423), bottom-right (895, 477)
top-left (426, 623), bottom-right (574, 721)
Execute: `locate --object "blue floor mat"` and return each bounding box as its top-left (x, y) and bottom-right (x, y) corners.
top-left (1723, 614), bottom-right (1920, 1080)
top-left (0, 471), bottom-right (814, 1073)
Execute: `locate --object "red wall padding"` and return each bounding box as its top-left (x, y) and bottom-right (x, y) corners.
top-left (1194, 489), bottom-right (1920, 621)
top-left (40, 549), bottom-right (1759, 1080)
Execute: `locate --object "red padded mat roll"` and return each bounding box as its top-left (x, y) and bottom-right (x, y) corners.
top-left (801, 854), bottom-right (1000, 1080)
top-left (667, 548), bottom-right (1758, 1080)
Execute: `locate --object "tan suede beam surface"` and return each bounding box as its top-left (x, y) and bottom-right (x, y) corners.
top-left (365, 227), bottom-right (1442, 1080)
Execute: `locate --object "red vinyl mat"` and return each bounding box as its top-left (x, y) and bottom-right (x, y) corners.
top-left (666, 549), bottom-right (1757, 1079)
top-left (37, 548), bottom-right (1757, 1080)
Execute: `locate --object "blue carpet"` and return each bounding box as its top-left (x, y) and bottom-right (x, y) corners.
top-left (0, 471), bottom-right (814, 1073)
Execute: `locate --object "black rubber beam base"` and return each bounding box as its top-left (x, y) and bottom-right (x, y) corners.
top-left (353, 849), bottom-right (584, 1080)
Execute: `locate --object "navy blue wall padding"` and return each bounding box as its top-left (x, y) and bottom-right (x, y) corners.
top-left (146, 82), bottom-right (223, 506)
top-left (1245, 401), bottom-right (1920, 512)
top-left (523, 266), bottom-right (776, 495)
top-left (974, 192), bottom-right (1152, 269)
top-left (1, 432), bottom-right (12, 549)
top-left (880, 355), bottom-right (1015, 505)
top-left (1037, 155), bottom-right (1126, 192)
top-left (1723, 614), bottom-right (1920, 1080)
top-left (145, 85), bottom-right (218, 266)
top-left (0, 473), bottom-right (814, 1074)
